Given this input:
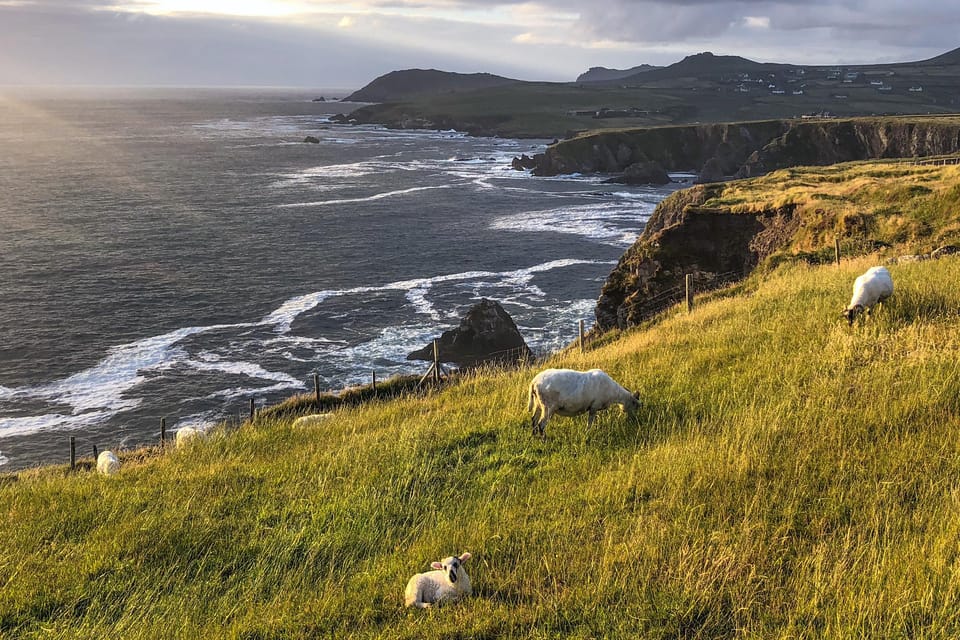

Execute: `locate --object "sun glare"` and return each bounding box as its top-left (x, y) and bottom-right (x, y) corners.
top-left (121, 0), bottom-right (310, 18)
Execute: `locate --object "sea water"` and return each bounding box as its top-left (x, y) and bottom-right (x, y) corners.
top-left (0, 87), bottom-right (682, 470)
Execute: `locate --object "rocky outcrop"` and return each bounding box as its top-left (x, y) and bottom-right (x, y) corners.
top-left (604, 161), bottom-right (671, 185)
top-left (522, 117), bottom-right (960, 181)
top-left (407, 299), bottom-right (532, 367)
top-left (528, 120), bottom-right (789, 177)
top-left (595, 185), bottom-right (800, 331)
top-left (303, 136), bottom-right (320, 144)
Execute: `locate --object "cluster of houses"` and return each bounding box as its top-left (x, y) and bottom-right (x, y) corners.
top-left (726, 66), bottom-right (924, 97)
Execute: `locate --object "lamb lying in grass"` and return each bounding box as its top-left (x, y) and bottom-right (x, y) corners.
top-left (843, 266), bottom-right (894, 325)
top-left (96, 450), bottom-right (120, 476)
top-left (404, 553), bottom-right (473, 608)
top-left (527, 368), bottom-right (640, 437)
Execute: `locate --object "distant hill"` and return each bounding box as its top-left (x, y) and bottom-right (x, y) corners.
top-left (915, 45), bottom-right (960, 66)
top-left (616, 51), bottom-right (782, 84)
top-left (343, 69), bottom-right (520, 103)
top-left (576, 65), bottom-right (659, 83)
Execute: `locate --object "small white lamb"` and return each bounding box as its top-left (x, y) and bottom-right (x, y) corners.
top-left (527, 368), bottom-right (640, 437)
top-left (291, 413), bottom-right (334, 429)
top-left (404, 552), bottom-right (473, 608)
top-left (96, 450), bottom-right (120, 476)
top-left (843, 266), bottom-right (893, 325)
top-left (175, 426), bottom-right (206, 448)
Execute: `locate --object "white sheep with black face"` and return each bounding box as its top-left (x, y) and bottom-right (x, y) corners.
top-left (404, 552), bottom-right (473, 608)
top-left (527, 368), bottom-right (641, 437)
top-left (843, 266), bottom-right (894, 325)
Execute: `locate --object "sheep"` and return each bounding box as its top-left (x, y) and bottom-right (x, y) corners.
top-left (175, 426), bottom-right (206, 448)
top-left (96, 450), bottom-right (120, 476)
top-left (527, 368), bottom-right (640, 437)
top-left (404, 552), bottom-right (473, 608)
top-left (843, 266), bottom-right (893, 325)
top-left (291, 413), bottom-right (334, 429)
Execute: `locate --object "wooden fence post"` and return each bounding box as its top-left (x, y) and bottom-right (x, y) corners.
top-left (69, 436), bottom-right (76, 471)
top-left (249, 398), bottom-right (255, 422)
top-left (93, 444), bottom-right (99, 460)
top-left (160, 417), bottom-right (166, 444)
top-left (314, 372), bottom-right (321, 409)
top-left (433, 339), bottom-right (441, 384)
top-left (579, 320), bottom-right (585, 353)
top-left (685, 274), bottom-right (694, 313)
top-left (835, 237), bottom-right (841, 266)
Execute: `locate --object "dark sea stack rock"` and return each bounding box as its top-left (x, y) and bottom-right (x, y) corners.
top-left (407, 299), bottom-right (532, 367)
top-left (303, 135), bottom-right (320, 144)
top-left (695, 157), bottom-right (724, 183)
top-left (511, 154), bottom-right (538, 171)
top-left (605, 161), bottom-right (671, 185)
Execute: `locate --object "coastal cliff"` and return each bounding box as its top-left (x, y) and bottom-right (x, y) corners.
top-left (594, 158), bottom-right (960, 331)
top-left (528, 116), bottom-right (960, 180)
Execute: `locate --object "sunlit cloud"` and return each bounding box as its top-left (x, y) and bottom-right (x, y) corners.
top-left (744, 15), bottom-right (771, 29)
top-left (337, 15), bottom-right (355, 28)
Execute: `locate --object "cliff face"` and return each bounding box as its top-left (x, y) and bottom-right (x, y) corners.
top-left (532, 121), bottom-right (789, 177)
top-left (595, 186), bottom-right (799, 330)
top-left (529, 117), bottom-right (960, 180)
top-left (738, 119), bottom-right (960, 177)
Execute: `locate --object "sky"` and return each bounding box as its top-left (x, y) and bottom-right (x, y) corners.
top-left (0, 0), bottom-right (958, 89)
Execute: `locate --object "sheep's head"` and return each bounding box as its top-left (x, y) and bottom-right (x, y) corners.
top-left (842, 305), bottom-right (863, 326)
top-left (623, 391), bottom-right (641, 415)
top-left (431, 552), bottom-right (471, 584)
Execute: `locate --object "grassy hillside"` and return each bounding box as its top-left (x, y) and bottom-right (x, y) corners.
top-left (3, 249), bottom-right (960, 637)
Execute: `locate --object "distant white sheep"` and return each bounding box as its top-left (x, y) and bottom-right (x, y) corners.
top-left (291, 413), bottom-right (334, 429)
top-left (404, 552), bottom-right (473, 608)
top-left (843, 266), bottom-right (893, 325)
top-left (96, 450), bottom-right (120, 476)
top-left (175, 426), bottom-right (206, 448)
top-left (527, 368), bottom-right (640, 437)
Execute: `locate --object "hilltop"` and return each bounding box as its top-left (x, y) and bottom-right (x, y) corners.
top-left (338, 47), bottom-right (960, 138)
top-left (576, 64), bottom-right (659, 83)
top-left (3, 160), bottom-right (960, 637)
top-left (342, 69), bottom-right (519, 103)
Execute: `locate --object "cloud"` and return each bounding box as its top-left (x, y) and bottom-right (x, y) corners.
top-left (1, 0), bottom-right (958, 87)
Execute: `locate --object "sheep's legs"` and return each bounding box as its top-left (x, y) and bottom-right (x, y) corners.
top-left (587, 410), bottom-right (596, 429)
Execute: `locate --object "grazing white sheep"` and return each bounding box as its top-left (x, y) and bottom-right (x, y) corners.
top-left (527, 368), bottom-right (640, 437)
top-left (175, 426), bottom-right (206, 448)
top-left (291, 413), bottom-right (334, 429)
top-left (843, 266), bottom-right (894, 325)
top-left (96, 450), bottom-right (120, 476)
top-left (404, 552), bottom-right (473, 608)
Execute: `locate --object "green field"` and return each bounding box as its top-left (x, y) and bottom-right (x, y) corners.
top-left (4, 202), bottom-right (960, 636)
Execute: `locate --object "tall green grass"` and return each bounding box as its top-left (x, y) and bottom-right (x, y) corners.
top-left (3, 255), bottom-right (960, 638)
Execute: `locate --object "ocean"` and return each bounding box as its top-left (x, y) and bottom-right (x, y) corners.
top-left (0, 87), bottom-right (682, 471)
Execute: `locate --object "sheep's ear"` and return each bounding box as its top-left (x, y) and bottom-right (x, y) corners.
top-left (431, 562), bottom-right (443, 570)
top-left (459, 552), bottom-right (472, 562)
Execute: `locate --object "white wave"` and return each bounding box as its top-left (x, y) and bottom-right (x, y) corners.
top-left (0, 451), bottom-right (7, 466)
top-left (277, 185), bottom-right (450, 208)
top-left (0, 323), bottom-right (249, 438)
top-left (205, 380), bottom-right (305, 401)
top-left (184, 354), bottom-right (301, 386)
top-left (0, 409), bottom-right (124, 439)
top-left (491, 201), bottom-right (657, 247)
